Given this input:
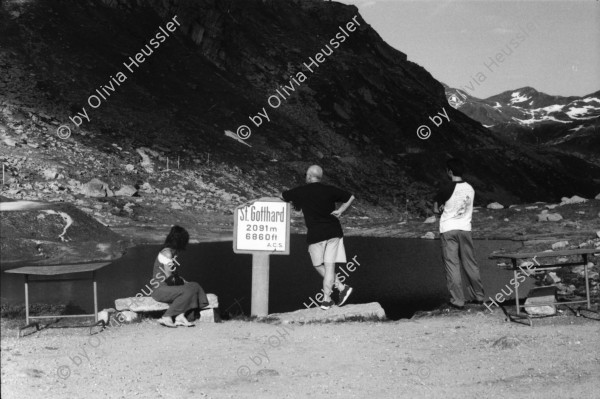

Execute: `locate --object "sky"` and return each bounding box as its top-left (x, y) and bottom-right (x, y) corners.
top-left (337, 0), bottom-right (600, 98)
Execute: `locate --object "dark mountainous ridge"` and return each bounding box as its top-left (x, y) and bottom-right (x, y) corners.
top-left (1, 0), bottom-right (599, 216)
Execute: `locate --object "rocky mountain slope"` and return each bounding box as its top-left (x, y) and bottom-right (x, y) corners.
top-left (445, 85), bottom-right (600, 163)
top-left (1, 0), bottom-right (599, 255)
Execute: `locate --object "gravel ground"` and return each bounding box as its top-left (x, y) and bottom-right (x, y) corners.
top-left (1, 308), bottom-right (599, 399)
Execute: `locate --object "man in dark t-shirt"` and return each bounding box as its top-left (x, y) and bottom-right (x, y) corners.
top-left (281, 165), bottom-right (355, 309)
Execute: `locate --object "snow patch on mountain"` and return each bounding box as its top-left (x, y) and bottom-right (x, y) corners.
top-left (538, 104), bottom-right (564, 113)
top-left (510, 92), bottom-right (530, 104)
top-left (567, 106), bottom-right (596, 118)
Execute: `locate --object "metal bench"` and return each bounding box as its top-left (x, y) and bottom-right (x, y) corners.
top-left (490, 248), bottom-right (598, 325)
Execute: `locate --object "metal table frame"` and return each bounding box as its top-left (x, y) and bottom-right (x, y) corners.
top-left (4, 262), bottom-right (111, 337)
top-left (490, 248), bottom-right (598, 325)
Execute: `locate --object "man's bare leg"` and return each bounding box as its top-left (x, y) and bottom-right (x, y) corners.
top-left (322, 262), bottom-right (337, 301)
top-left (314, 264), bottom-right (345, 294)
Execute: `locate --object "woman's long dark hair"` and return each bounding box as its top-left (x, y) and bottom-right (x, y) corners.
top-left (162, 225), bottom-right (189, 251)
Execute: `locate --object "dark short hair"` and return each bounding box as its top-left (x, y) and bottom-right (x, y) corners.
top-left (163, 225), bottom-right (189, 251)
top-left (446, 158), bottom-right (464, 177)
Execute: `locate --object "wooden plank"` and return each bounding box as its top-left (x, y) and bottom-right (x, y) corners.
top-left (490, 248), bottom-right (599, 259)
top-left (5, 262), bottom-right (111, 275)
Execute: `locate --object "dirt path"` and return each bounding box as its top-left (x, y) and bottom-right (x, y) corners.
top-left (2, 310), bottom-right (599, 399)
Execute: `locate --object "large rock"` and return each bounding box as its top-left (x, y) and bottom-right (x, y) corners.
top-left (115, 293), bottom-right (219, 312)
top-left (268, 302), bottom-right (386, 323)
top-left (41, 168), bottom-right (58, 180)
top-left (547, 213), bottom-right (563, 222)
top-left (115, 185), bottom-right (137, 197)
top-left (423, 216), bottom-right (436, 224)
top-left (537, 212), bottom-right (563, 222)
top-left (544, 272), bottom-right (561, 285)
top-left (524, 286), bottom-right (556, 316)
top-left (487, 202), bottom-right (504, 209)
top-left (421, 232), bottom-right (435, 239)
top-left (1, 135), bottom-right (17, 146)
top-left (80, 178), bottom-right (113, 197)
top-left (559, 195), bottom-right (587, 205)
top-left (551, 241), bottom-right (568, 249)
top-left (136, 147), bottom-right (155, 173)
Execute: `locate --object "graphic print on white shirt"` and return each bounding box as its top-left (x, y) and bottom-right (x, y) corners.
top-left (440, 183), bottom-right (475, 233)
top-left (455, 195), bottom-right (470, 217)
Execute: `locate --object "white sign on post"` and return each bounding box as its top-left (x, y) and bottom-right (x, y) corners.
top-left (234, 199), bottom-right (290, 254)
top-left (233, 198), bottom-right (291, 316)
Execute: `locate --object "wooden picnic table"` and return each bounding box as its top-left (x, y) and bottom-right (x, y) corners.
top-left (5, 262), bottom-right (111, 336)
top-left (490, 248), bottom-right (598, 323)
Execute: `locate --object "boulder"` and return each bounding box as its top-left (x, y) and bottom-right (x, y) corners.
top-left (98, 308), bottom-right (116, 323)
top-left (140, 182), bottom-right (153, 192)
top-left (559, 195), bottom-right (587, 205)
top-left (114, 294), bottom-right (220, 323)
top-left (268, 302), bottom-right (386, 323)
top-left (538, 212), bottom-right (563, 222)
top-left (551, 241), bottom-right (568, 249)
top-left (423, 216), bottom-right (436, 224)
top-left (115, 310), bottom-right (139, 323)
top-left (1, 135), bottom-right (17, 146)
top-left (547, 213), bottom-right (563, 222)
top-left (80, 178), bottom-right (113, 197)
top-left (544, 272), bottom-right (561, 285)
top-left (136, 147), bottom-right (155, 173)
top-left (41, 168), bottom-right (58, 180)
top-left (487, 202), bottom-right (504, 209)
top-left (524, 286), bottom-right (556, 316)
top-left (115, 293), bottom-right (219, 312)
top-left (571, 265), bottom-right (586, 275)
top-left (596, 193), bottom-right (600, 200)
top-left (421, 232), bottom-right (435, 240)
top-left (115, 185), bottom-right (137, 197)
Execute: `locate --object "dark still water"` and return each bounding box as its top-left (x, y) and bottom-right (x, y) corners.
top-left (1, 236), bottom-right (525, 319)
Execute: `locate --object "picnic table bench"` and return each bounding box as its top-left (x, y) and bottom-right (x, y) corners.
top-left (490, 248), bottom-right (598, 325)
top-left (4, 262), bottom-right (111, 337)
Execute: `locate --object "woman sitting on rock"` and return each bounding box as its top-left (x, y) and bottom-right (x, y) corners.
top-left (152, 225), bottom-right (209, 327)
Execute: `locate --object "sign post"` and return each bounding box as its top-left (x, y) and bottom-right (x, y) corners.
top-left (233, 197), bottom-right (290, 316)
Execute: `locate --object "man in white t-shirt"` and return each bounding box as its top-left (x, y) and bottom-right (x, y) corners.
top-left (433, 159), bottom-right (484, 309)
